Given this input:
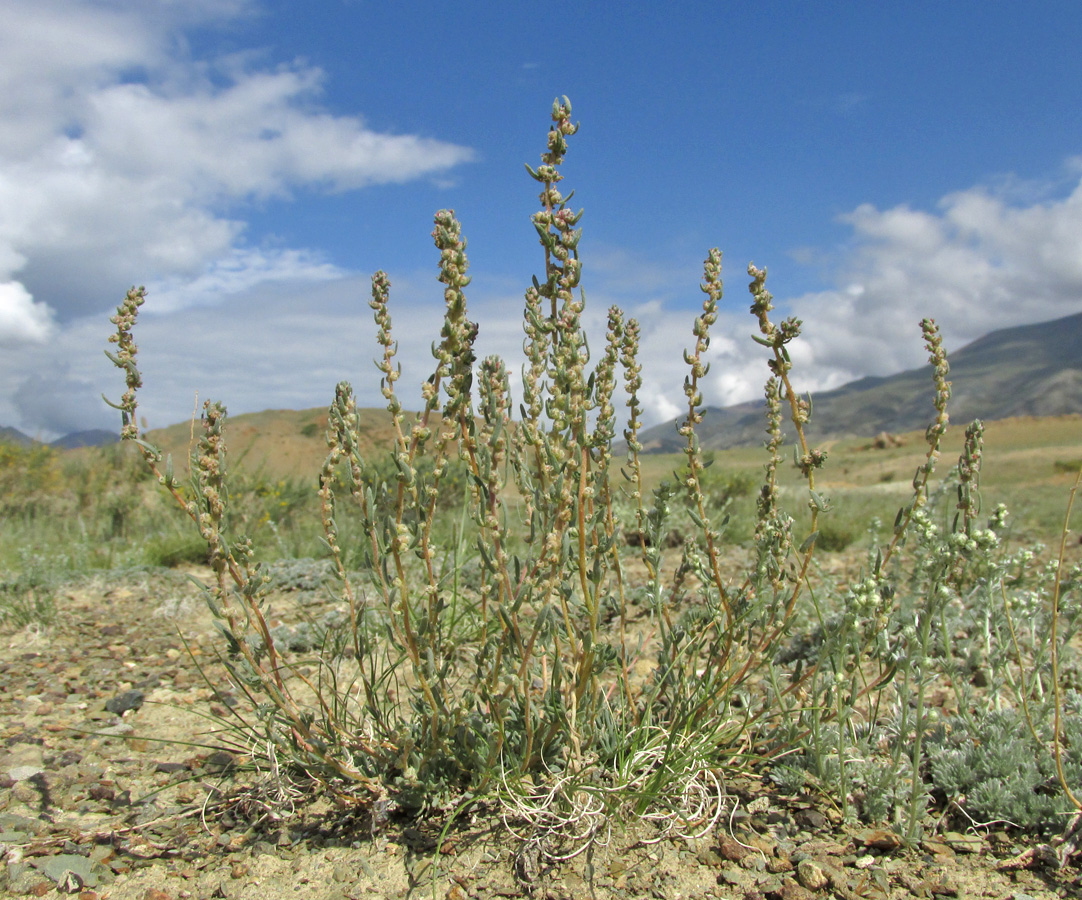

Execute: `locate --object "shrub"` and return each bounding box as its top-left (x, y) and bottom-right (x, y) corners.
top-left (105, 96), bottom-right (1081, 853)
top-left (926, 696), bottom-right (1082, 832)
top-left (0, 555), bottom-right (57, 628)
top-left (144, 533), bottom-right (209, 568)
top-left (813, 519), bottom-right (856, 552)
top-left (0, 440), bottom-right (167, 574)
top-left (0, 442), bottom-right (66, 520)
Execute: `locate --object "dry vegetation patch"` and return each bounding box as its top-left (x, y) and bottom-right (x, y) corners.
top-left (4, 97), bottom-right (1082, 899)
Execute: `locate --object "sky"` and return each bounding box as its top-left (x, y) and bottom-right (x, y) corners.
top-left (3, 1), bottom-right (1082, 440)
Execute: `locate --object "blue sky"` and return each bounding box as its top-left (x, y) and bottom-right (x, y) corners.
top-left (3, 1), bottom-right (1082, 438)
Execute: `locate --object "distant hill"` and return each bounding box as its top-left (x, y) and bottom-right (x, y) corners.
top-left (0, 405), bottom-right (403, 478)
top-left (637, 309), bottom-right (1082, 453)
top-left (51, 429), bottom-right (120, 449)
top-left (0, 426), bottom-right (119, 450)
top-left (142, 406), bottom-right (406, 481)
top-left (0, 426), bottom-right (33, 447)
top-left (5, 310), bottom-right (1080, 465)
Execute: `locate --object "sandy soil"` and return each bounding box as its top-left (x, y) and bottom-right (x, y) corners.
top-left (2, 566), bottom-right (1080, 899)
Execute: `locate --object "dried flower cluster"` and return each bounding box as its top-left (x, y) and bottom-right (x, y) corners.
top-left (105, 97), bottom-right (1081, 852)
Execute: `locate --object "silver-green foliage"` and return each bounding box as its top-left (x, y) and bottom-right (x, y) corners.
top-left (105, 97), bottom-right (1081, 844)
top-left (927, 696), bottom-right (1082, 831)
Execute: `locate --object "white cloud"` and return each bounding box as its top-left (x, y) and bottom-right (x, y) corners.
top-left (2, 1), bottom-right (1081, 442)
top-left (423, 170), bottom-right (1082, 432)
top-left (12, 370), bottom-right (109, 437)
top-left (84, 66), bottom-right (473, 202)
top-left (9, 157), bottom-right (1082, 441)
top-left (614, 172), bottom-right (1082, 424)
top-left (780, 176), bottom-right (1082, 394)
top-left (0, 282), bottom-right (54, 345)
top-left (0, 0), bottom-right (477, 437)
top-left (0, 0), bottom-right (475, 337)
top-left (146, 248), bottom-right (344, 314)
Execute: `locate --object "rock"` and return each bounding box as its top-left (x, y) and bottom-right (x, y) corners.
top-left (766, 855), bottom-right (793, 874)
top-left (0, 813), bottom-right (45, 835)
top-left (792, 839), bottom-right (847, 858)
top-left (718, 865), bottom-right (751, 888)
top-left (854, 827), bottom-right (902, 851)
top-left (95, 721), bottom-right (134, 736)
top-left (795, 859), bottom-right (828, 891)
top-left (4, 861), bottom-right (38, 894)
top-left (924, 865), bottom-right (960, 896)
top-left (717, 834), bottom-right (750, 862)
top-left (12, 780), bottom-right (38, 803)
top-left (35, 854), bottom-right (98, 888)
top-left (105, 689), bottom-right (144, 715)
top-left (942, 831), bottom-right (984, 854)
top-left (921, 838), bottom-right (955, 861)
top-left (88, 782), bottom-right (115, 801)
top-left (204, 750), bottom-right (236, 772)
top-left (775, 882), bottom-right (816, 900)
top-left (56, 869), bottom-right (84, 893)
top-left (697, 847), bottom-right (724, 867)
top-left (795, 809), bottom-right (827, 831)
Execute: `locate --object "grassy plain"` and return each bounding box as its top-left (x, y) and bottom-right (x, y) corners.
top-left (629, 412), bottom-right (1082, 546)
top-left (82, 410), bottom-right (1082, 557)
top-left (2, 409), bottom-right (1076, 587)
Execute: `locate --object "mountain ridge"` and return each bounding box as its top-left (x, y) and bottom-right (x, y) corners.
top-left (0, 426), bottom-right (120, 450)
top-left (637, 309), bottom-right (1082, 453)
top-left (3, 310), bottom-right (1081, 455)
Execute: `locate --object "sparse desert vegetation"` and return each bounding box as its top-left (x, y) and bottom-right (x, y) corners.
top-left (3, 97), bottom-right (1082, 898)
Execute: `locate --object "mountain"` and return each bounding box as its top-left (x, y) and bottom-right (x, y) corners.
top-left (142, 406), bottom-right (404, 482)
top-left (0, 427), bottom-right (119, 450)
top-left (51, 429), bottom-right (120, 450)
top-left (637, 310), bottom-right (1082, 453)
top-left (4, 311), bottom-right (1080, 461)
top-left (0, 426), bottom-right (33, 447)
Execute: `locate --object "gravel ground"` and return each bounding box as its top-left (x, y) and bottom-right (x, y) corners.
top-left (2, 565), bottom-right (1081, 899)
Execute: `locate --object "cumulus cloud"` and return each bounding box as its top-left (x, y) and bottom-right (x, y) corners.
top-left (146, 248), bottom-right (345, 314)
top-left (9, 158), bottom-right (1082, 441)
top-left (0, 282), bottom-right (54, 345)
top-left (12, 370), bottom-right (112, 437)
top-left (780, 176), bottom-right (1082, 393)
top-left (623, 172), bottom-right (1082, 422)
top-left (264, 175), bottom-right (1081, 431)
top-left (3, 1), bottom-right (1081, 442)
top-left (0, 0), bottom-right (476, 437)
top-left (0, 0), bottom-right (474, 335)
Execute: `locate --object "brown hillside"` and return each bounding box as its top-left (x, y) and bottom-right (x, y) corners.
top-left (144, 407), bottom-right (405, 481)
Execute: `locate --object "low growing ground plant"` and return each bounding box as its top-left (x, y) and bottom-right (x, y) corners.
top-left (106, 96), bottom-right (1080, 855)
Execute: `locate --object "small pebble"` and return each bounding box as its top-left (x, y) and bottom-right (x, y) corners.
top-left (795, 859), bottom-right (828, 891)
top-left (105, 689), bottom-right (144, 715)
